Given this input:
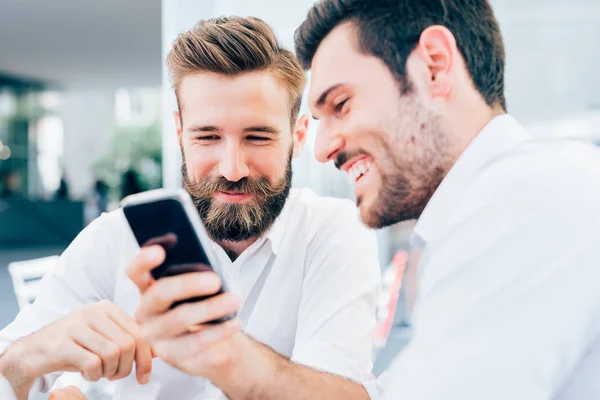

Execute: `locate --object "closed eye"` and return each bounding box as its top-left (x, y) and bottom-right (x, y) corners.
top-left (247, 136), bottom-right (271, 142)
top-left (334, 99), bottom-right (348, 113)
top-left (195, 135), bottom-right (220, 141)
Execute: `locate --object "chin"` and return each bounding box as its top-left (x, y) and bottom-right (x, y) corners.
top-left (358, 198), bottom-right (378, 229)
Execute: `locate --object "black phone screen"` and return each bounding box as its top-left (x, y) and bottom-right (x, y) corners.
top-left (123, 198), bottom-right (212, 277)
top-left (123, 198), bottom-right (231, 321)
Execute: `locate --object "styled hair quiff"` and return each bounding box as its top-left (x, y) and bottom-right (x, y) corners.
top-left (168, 16), bottom-right (306, 121)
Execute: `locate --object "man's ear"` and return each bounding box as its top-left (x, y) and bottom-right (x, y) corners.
top-left (414, 25), bottom-right (457, 99)
top-left (292, 114), bottom-right (309, 159)
top-left (173, 110), bottom-right (183, 141)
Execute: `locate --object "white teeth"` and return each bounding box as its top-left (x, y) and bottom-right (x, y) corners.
top-left (346, 160), bottom-right (372, 184)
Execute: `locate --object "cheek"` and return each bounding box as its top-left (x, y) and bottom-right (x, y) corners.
top-left (346, 100), bottom-right (389, 137)
top-left (184, 147), bottom-right (217, 179)
top-left (248, 147), bottom-right (288, 182)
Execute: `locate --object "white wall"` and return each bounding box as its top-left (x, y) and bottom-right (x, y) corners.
top-left (492, 0), bottom-right (600, 124)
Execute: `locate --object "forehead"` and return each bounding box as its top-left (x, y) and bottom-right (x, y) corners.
top-left (308, 23), bottom-right (395, 106)
top-left (178, 71), bottom-right (290, 125)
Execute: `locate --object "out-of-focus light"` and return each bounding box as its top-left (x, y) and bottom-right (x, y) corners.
top-left (0, 139), bottom-right (3, 151)
top-left (0, 145), bottom-right (11, 160)
top-left (0, 90), bottom-right (16, 117)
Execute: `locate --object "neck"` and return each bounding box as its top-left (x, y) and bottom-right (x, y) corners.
top-left (217, 237), bottom-right (259, 261)
top-left (446, 100), bottom-right (506, 162)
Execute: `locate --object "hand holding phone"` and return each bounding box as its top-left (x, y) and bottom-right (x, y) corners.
top-left (121, 188), bottom-right (235, 323)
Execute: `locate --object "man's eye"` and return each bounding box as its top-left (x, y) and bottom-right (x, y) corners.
top-left (247, 136), bottom-right (270, 142)
top-left (196, 135), bottom-right (220, 141)
top-left (334, 99), bottom-right (348, 113)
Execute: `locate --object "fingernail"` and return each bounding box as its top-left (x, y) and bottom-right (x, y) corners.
top-left (141, 373), bottom-right (151, 384)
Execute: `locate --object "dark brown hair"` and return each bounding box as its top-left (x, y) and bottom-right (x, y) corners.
top-left (295, 0), bottom-right (506, 110)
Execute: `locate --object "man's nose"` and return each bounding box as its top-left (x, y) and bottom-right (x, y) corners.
top-left (218, 142), bottom-right (250, 182)
top-left (314, 121), bottom-right (345, 164)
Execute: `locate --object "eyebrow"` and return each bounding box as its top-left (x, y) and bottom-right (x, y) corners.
top-left (311, 83), bottom-right (344, 120)
top-left (313, 83), bottom-right (344, 109)
top-left (186, 125), bottom-right (280, 134)
top-left (187, 125), bottom-right (222, 133)
top-left (243, 126), bottom-right (280, 135)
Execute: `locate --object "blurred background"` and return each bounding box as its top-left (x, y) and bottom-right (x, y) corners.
top-left (1, 0), bottom-right (600, 397)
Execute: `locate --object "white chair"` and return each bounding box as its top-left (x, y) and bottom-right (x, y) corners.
top-left (8, 255), bottom-right (60, 310)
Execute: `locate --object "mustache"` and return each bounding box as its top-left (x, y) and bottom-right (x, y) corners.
top-left (334, 150), bottom-right (370, 170)
top-left (185, 175), bottom-right (288, 199)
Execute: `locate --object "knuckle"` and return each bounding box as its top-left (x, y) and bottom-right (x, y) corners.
top-left (115, 366), bottom-right (133, 380)
top-left (182, 276), bottom-right (199, 295)
top-left (140, 324), bottom-right (153, 341)
top-left (149, 286), bottom-right (170, 305)
top-left (82, 355), bottom-right (102, 375)
top-left (102, 342), bottom-right (121, 361)
top-left (193, 300), bottom-right (212, 318)
top-left (202, 299), bottom-right (221, 319)
top-left (123, 336), bottom-right (136, 353)
top-left (131, 328), bottom-right (145, 344)
top-left (86, 374), bottom-right (101, 382)
top-left (173, 305), bottom-right (193, 326)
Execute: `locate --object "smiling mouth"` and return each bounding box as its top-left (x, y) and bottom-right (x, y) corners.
top-left (214, 191), bottom-right (254, 203)
top-left (345, 157), bottom-right (374, 183)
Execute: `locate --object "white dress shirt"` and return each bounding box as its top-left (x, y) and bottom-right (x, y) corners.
top-left (366, 115), bottom-right (600, 399)
top-left (0, 374), bottom-right (16, 400)
top-left (0, 188), bottom-right (381, 400)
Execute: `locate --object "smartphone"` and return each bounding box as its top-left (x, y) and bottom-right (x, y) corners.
top-left (121, 188), bottom-right (234, 324)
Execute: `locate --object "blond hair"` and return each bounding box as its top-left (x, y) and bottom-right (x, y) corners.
top-left (167, 16), bottom-right (306, 121)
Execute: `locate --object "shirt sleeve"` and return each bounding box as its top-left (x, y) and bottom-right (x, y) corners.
top-left (0, 211), bottom-right (124, 396)
top-left (0, 374), bottom-right (16, 400)
top-left (377, 166), bottom-right (600, 399)
top-left (291, 201), bottom-right (381, 384)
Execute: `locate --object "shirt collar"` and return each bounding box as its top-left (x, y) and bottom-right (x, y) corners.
top-left (257, 188), bottom-right (298, 256)
top-left (412, 114), bottom-right (531, 248)
top-left (262, 200), bottom-right (289, 256)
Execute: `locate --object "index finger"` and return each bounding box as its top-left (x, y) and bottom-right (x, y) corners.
top-left (127, 245), bottom-right (166, 293)
top-left (106, 305), bottom-right (154, 385)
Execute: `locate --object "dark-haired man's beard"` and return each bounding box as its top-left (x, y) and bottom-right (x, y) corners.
top-left (336, 95), bottom-right (453, 229)
top-left (182, 151), bottom-right (292, 242)
top-left (371, 108), bottom-right (453, 228)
